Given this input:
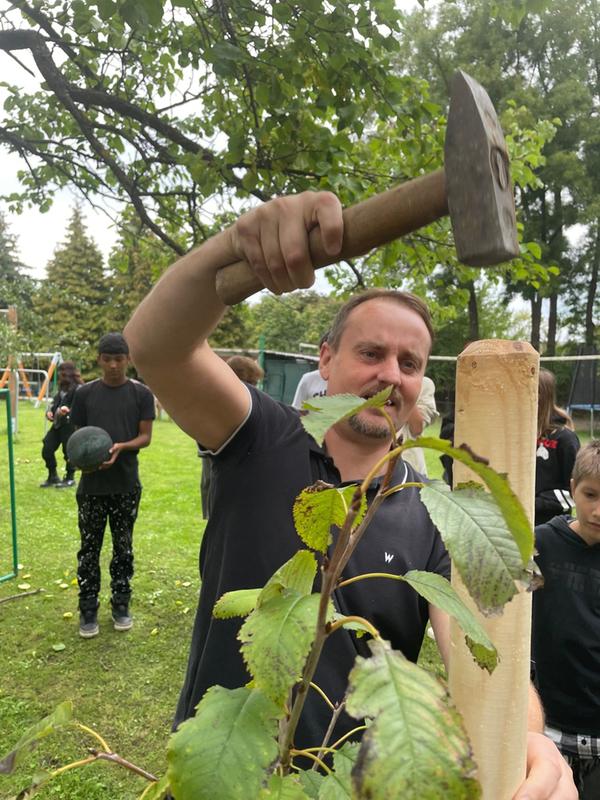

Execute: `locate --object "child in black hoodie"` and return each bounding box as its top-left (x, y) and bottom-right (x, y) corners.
top-left (533, 439), bottom-right (600, 798)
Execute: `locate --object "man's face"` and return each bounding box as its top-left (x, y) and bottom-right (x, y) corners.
top-left (319, 298), bottom-right (431, 441)
top-left (571, 477), bottom-right (600, 546)
top-left (98, 352), bottom-right (129, 385)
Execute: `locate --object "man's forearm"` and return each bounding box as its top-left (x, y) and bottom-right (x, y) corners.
top-left (124, 229), bottom-right (235, 370)
top-left (527, 683), bottom-right (545, 733)
top-left (117, 434), bottom-right (152, 451)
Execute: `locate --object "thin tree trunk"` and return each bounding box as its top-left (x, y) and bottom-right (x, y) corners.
top-left (585, 222), bottom-right (600, 348)
top-left (546, 293), bottom-right (557, 356)
top-left (467, 280), bottom-right (480, 341)
top-left (531, 293), bottom-right (542, 351)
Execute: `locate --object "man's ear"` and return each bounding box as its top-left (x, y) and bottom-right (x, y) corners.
top-left (570, 478), bottom-right (576, 495)
top-left (319, 341), bottom-right (332, 380)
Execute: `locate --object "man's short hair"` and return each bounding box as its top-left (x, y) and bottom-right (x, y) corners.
top-left (98, 332), bottom-right (129, 355)
top-left (327, 289), bottom-right (434, 352)
top-left (572, 439), bottom-right (600, 485)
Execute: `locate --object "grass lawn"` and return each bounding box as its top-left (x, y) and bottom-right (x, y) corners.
top-left (0, 402), bottom-right (204, 799)
top-left (0, 404), bottom-right (446, 799)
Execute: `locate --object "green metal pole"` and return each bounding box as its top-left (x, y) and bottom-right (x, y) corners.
top-left (257, 334), bottom-right (266, 391)
top-left (0, 388), bottom-right (18, 583)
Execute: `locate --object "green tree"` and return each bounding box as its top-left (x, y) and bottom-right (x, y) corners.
top-left (247, 291), bottom-right (343, 353)
top-left (105, 212), bottom-right (172, 333)
top-left (36, 207), bottom-right (109, 373)
top-left (397, 0), bottom-right (598, 353)
top-left (0, 0), bottom-right (551, 323)
top-left (209, 305), bottom-right (254, 350)
top-left (0, 0), bottom-right (425, 252)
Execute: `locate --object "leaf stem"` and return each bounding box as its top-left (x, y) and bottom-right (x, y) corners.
top-left (327, 615), bottom-right (380, 638)
top-left (138, 779), bottom-right (163, 799)
top-left (50, 755), bottom-right (97, 777)
top-left (289, 748), bottom-right (333, 774)
top-left (337, 572), bottom-right (404, 589)
top-left (330, 725), bottom-right (368, 750)
top-left (74, 721), bottom-right (111, 752)
top-left (309, 681), bottom-right (335, 711)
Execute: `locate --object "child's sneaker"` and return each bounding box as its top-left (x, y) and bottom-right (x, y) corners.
top-left (79, 609), bottom-right (99, 638)
top-left (40, 474), bottom-right (61, 488)
top-left (112, 605), bottom-right (133, 632)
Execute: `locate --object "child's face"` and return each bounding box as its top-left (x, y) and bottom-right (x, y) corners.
top-left (571, 477), bottom-right (600, 546)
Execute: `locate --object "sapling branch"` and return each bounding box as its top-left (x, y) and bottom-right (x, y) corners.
top-left (280, 443), bottom-right (403, 770)
top-left (310, 696), bottom-right (349, 771)
top-left (88, 751), bottom-right (158, 782)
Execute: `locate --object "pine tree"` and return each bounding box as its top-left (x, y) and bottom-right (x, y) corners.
top-left (36, 207), bottom-right (110, 373)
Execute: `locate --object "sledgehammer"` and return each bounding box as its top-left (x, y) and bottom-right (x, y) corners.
top-left (215, 70), bottom-right (519, 306)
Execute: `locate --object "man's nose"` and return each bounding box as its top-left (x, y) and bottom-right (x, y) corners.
top-left (377, 358), bottom-right (402, 386)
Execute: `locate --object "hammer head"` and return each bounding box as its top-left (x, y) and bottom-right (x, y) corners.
top-left (445, 71), bottom-right (519, 267)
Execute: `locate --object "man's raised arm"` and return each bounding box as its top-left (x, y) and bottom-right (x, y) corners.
top-left (124, 192), bottom-right (343, 450)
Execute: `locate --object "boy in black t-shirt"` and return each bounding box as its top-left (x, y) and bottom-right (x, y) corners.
top-left (69, 333), bottom-right (155, 638)
top-left (533, 439), bottom-right (600, 798)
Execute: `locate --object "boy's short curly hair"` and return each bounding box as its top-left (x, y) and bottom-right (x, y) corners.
top-left (572, 439), bottom-right (600, 485)
top-left (226, 355), bottom-right (264, 386)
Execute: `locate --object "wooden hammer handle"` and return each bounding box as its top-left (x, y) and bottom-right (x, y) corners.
top-left (216, 169), bottom-right (448, 305)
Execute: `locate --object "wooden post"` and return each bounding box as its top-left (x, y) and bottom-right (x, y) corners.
top-left (17, 361), bottom-right (33, 399)
top-left (36, 355), bottom-right (58, 406)
top-left (448, 340), bottom-right (538, 799)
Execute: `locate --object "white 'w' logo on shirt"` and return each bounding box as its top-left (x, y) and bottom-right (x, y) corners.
top-left (384, 552), bottom-right (394, 564)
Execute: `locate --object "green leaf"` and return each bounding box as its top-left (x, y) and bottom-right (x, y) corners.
top-left (406, 437), bottom-right (533, 565)
top-left (259, 773), bottom-right (311, 798)
top-left (402, 571), bottom-right (497, 672)
top-left (213, 588), bottom-right (261, 619)
top-left (141, 774), bottom-right (171, 799)
top-left (214, 552), bottom-right (318, 618)
top-left (319, 742), bottom-right (360, 799)
top-left (420, 481), bottom-right (531, 615)
top-left (260, 551), bottom-right (318, 604)
top-left (293, 483), bottom-right (366, 553)
top-left (346, 640), bottom-right (480, 800)
top-left (298, 769), bottom-right (325, 798)
top-left (0, 700), bottom-right (73, 774)
top-left (526, 241), bottom-right (542, 259)
top-left (119, 0), bottom-right (163, 28)
top-left (167, 686), bottom-right (282, 800)
top-left (96, 0), bottom-right (117, 20)
top-left (301, 388), bottom-right (392, 444)
top-left (239, 589), bottom-right (321, 705)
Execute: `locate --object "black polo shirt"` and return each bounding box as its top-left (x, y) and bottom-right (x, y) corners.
top-left (175, 386), bottom-right (449, 749)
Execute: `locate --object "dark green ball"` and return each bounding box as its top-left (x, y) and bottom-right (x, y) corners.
top-left (67, 426), bottom-right (113, 473)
